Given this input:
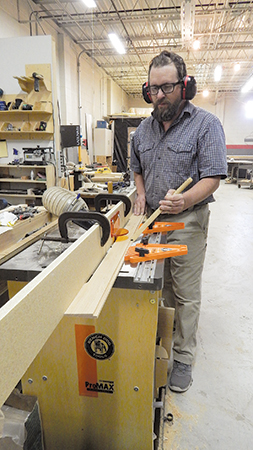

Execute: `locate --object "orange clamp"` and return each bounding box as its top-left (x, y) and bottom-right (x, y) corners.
top-left (124, 243), bottom-right (188, 264)
top-left (142, 221), bottom-right (185, 235)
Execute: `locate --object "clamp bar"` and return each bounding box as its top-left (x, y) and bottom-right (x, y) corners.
top-left (94, 193), bottom-right (131, 217)
top-left (58, 211), bottom-right (110, 247)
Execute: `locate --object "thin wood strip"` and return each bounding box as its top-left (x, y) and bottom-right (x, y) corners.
top-left (131, 177), bottom-right (193, 242)
top-left (65, 213), bottom-right (144, 318)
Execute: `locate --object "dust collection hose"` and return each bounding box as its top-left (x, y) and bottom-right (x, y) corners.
top-left (42, 187), bottom-right (88, 216)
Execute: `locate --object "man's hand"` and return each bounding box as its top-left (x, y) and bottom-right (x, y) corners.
top-left (158, 177), bottom-right (221, 215)
top-left (133, 172), bottom-right (146, 215)
top-left (159, 189), bottom-right (185, 215)
top-left (134, 193), bottom-right (146, 215)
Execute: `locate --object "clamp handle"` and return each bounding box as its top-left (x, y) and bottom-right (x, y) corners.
top-left (58, 211), bottom-right (110, 247)
top-left (135, 247), bottom-right (150, 257)
top-left (94, 193), bottom-right (131, 217)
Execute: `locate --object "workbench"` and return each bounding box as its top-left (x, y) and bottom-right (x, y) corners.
top-left (227, 158), bottom-right (253, 188)
top-left (0, 205), bottom-right (57, 266)
top-left (0, 189), bottom-right (174, 450)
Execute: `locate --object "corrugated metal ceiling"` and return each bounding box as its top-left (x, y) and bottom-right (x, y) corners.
top-left (29, 0), bottom-right (253, 97)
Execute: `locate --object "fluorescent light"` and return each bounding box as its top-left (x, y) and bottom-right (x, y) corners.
top-left (234, 62), bottom-right (240, 72)
top-left (108, 33), bottom-right (126, 54)
top-left (241, 75), bottom-right (253, 93)
top-left (245, 101), bottom-right (253, 118)
top-left (214, 65), bottom-right (222, 82)
top-left (192, 39), bottom-right (200, 50)
top-left (203, 89), bottom-right (209, 97)
top-left (82, 0), bottom-right (96, 7)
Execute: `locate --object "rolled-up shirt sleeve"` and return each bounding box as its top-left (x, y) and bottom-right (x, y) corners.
top-left (197, 113), bottom-right (227, 180)
top-left (130, 131), bottom-right (142, 174)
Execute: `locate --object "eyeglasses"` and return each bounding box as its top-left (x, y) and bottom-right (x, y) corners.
top-left (149, 81), bottom-right (181, 95)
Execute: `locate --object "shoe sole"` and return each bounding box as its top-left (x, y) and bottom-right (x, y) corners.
top-left (169, 379), bottom-right (193, 393)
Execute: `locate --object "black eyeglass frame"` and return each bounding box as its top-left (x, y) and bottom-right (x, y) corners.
top-left (149, 81), bottom-right (181, 95)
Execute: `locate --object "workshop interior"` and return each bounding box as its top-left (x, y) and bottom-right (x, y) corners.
top-left (0, 1), bottom-right (253, 449)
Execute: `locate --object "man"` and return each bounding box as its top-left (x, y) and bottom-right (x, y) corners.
top-left (131, 51), bottom-right (227, 392)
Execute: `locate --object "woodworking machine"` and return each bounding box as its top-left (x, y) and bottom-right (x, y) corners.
top-left (0, 188), bottom-right (187, 450)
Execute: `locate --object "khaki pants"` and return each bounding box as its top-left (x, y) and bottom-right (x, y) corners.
top-left (159, 204), bottom-right (210, 365)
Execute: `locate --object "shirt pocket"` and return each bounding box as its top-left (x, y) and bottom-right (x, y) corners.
top-left (138, 144), bottom-right (154, 171)
top-left (167, 141), bottom-right (195, 176)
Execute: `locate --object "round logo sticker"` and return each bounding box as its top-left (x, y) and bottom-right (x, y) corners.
top-left (84, 333), bottom-right (115, 360)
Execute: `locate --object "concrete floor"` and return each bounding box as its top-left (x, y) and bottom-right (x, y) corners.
top-left (162, 180), bottom-right (253, 450)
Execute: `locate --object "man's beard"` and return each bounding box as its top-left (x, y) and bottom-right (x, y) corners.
top-left (153, 97), bottom-right (182, 123)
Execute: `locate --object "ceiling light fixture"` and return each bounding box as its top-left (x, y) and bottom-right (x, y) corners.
top-left (214, 65), bottom-right (222, 82)
top-left (108, 33), bottom-right (126, 55)
top-left (241, 75), bottom-right (253, 93)
top-left (234, 62), bottom-right (240, 72)
top-left (192, 39), bottom-right (200, 50)
top-left (82, 0), bottom-right (96, 7)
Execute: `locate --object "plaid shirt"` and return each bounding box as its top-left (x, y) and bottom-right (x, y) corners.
top-left (130, 101), bottom-right (227, 210)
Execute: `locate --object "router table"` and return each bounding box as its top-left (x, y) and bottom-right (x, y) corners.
top-left (0, 190), bottom-right (183, 450)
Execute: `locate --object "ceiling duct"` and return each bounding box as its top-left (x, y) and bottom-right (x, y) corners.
top-left (181, 0), bottom-right (195, 44)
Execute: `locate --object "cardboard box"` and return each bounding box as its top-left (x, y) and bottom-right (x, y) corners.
top-left (0, 389), bottom-right (44, 450)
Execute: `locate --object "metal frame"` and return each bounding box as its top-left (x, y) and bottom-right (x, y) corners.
top-left (21, 0), bottom-right (253, 96)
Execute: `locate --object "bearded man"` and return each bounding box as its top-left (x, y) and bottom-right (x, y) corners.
top-left (131, 51), bottom-right (227, 392)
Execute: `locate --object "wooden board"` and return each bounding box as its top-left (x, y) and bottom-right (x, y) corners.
top-left (0, 191), bottom-right (143, 408)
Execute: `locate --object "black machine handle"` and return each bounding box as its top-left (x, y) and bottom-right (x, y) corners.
top-left (94, 193), bottom-right (131, 217)
top-left (58, 211), bottom-right (111, 247)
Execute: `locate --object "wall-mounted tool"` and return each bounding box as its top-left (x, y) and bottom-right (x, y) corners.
top-left (32, 72), bottom-right (44, 92)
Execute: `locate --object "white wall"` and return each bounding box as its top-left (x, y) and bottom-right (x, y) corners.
top-left (192, 92), bottom-right (253, 146)
top-left (0, 2), bottom-right (28, 38)
top-left (222, 95), bottom-right (253, 144)
top-left (128, 97), bottom-right (151, 109)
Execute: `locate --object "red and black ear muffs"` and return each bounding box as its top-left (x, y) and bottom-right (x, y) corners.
top-left (181, 75), bottom-right (197, 100)
top-left (142, 81), bottom-right (152, 104)
top-left (142, 75), bottom-right (197, 104)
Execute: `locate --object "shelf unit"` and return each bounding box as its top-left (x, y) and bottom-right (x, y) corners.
top-left (0, 64), bottom-right (53, 141)
top-left (0, 164), bottom-right (55, 205)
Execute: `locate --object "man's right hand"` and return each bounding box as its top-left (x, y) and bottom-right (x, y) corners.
top-left (134, 194), bottom-right (146, 215)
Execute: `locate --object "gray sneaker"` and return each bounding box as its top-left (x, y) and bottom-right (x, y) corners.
top-left (169, 360), bottom-right (192, 392)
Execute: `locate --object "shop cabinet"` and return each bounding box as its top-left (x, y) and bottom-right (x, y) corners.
top-left (94, 128), bottom-right (113, 156)
top-left (0, 164), bottom-right (55, 205)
